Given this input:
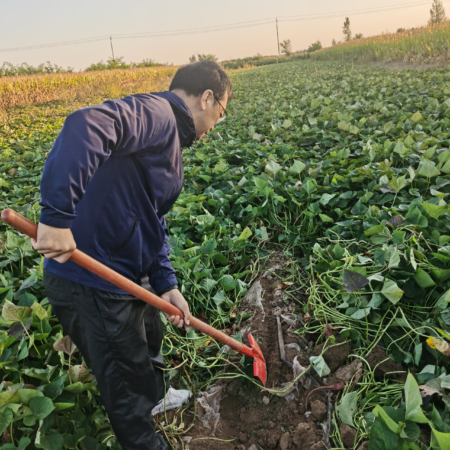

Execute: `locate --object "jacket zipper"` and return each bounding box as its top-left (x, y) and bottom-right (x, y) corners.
top-left (109, 217), bottom-right (139, 262)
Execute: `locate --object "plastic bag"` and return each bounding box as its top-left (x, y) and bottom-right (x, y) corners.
top-left (151, 387), bottom-right (192, 415)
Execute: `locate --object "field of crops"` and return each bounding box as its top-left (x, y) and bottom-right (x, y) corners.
top-left (0, 66), bottom-right (177, 112)
top-left (1, 60), bottom-right (450, 449)
top-left (312, 21), bottom-right (450, 64)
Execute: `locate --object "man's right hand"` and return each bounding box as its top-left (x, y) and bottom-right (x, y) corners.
top-left (32, 223), bottom-right (76, 263)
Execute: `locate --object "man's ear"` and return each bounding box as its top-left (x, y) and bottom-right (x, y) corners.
top-left (200, 90), bottom-right (213, 111)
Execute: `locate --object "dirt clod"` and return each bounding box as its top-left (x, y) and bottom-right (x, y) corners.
top-left (279, 432), bottom-right (292, 450)
top-left (310, 442), bottom-right (327, 450)
top-left (357, 442), bottom-right (369, 450)
top-left (238, 432), bottom-right (247, 443)
top-left (313, 338), bottom-right (350, 372)
top-left (340, 423), bottom-right (357, 448)
top-left (311, 400), bottom-right (327, 422)
top-left (366, 346), bottom-right (405, 380)
top-left (226, 379), bottom-right (243, 397)
top-left (266, 431), bottom-right (281, 449)
top-left (335, 360), bottom-right (363, 382)
top-left (292, 423), bottom-right (319, 449)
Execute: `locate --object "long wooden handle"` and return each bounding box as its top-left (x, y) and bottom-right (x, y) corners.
top-left (1, 209), bottom-right (248, 354)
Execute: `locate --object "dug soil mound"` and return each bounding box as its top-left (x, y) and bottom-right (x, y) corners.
top-left (175, 257), bottom-right (368, 450)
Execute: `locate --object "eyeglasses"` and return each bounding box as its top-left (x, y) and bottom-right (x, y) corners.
top-left (213, 94), bottom-right (228, 123)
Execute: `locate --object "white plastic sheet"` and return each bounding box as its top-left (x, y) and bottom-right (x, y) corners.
top-left (151, 387), bottom-right (193, 415)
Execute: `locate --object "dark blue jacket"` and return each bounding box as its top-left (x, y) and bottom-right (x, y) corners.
top-left (39, 91), bottom-right (196, 294)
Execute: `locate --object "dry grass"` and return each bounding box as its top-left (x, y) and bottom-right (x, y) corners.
top-left (311, 21), bottom-right (450, 64)
top-left (0, 66), bottom-right (178, 113)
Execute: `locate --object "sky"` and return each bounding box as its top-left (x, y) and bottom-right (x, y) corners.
top-left (0, 0), bottom-right (444, 71)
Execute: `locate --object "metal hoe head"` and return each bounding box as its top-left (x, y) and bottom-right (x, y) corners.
top-left (247, 333), bottom-right (267, 386)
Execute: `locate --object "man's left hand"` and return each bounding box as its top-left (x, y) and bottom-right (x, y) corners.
top-left (161, 289), bottom-right (191, 331)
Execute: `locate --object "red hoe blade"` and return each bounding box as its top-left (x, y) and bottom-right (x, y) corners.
top-left (1, 209), bottom-right (268, 386)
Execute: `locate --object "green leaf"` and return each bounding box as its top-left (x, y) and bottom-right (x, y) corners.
top-left (343, 269), bottom-right (369, 293)
top-left (351, 201), bottom-right (368, 215)
top-left (0, 408), bottom-right (13, 435)
top-left (289, 160), bottom-right (306, 175)
top-left (18, 389), bottom-right (43, 404)
top-left (0, 390), bottom-right (19, 408)
top-left (212, 290), bottom-right (228, 306)
top-left (336, 392), bottom-right (358, 427)
top-left (309, 355), bottom-right (330, 377)
top-left (29, 396), bottom-right (55, 420)
top-left (368, 415), bottom-right (399, 450)
top-left (39, 433), bottom-right (64, 450)
top-left (351, 308), bottom-right (371, 320)
top-left (431, 426), bottom-right (450, 450)
top-left (2, 300), bottom-right (31, 323)
top-left (220, 275), bottom-right (235, 291)
top-left (421, 203), bottom-right (447, 220)
top-left (18, 437), bottom-right (31, 450)
top-left (53, 403), bottom-right (75, 412)
top-left (372, 405), bottom-right (402, 434)
top-left (413, 268), bottom-right (436, 288)
top-left (253, 177), bottom-right (267, 190)
top-left (417, 159), bottom-right (440, 178)
top-left (381, 280), bottom-right (404, 305)
top-left (389, 175), bottom-right (408, 193)
top-left (414, 343), bottom-right (422, 366)
top-left (303, 178), bottom-right (317, 195)
top-left (410, 111), bottom-right (423, 123)
top-left (265, 160), bottom-right (282, 176)
top-left (319, 193), bottom-right (336, 206)
top-left (31, 302), bottom-right (48, 320)
top-left (319, 214), bottom-right (334, 223)
top-left (405, 373), bottom-right (428, 423)
top-left (200, 238), bottom-right (217, 254)
top-left (394, 141), bottom-right (408, 156)
top-left (238, 227), bottom-right (253, 241)
top-left (365, 224), bottom-right (385, 236)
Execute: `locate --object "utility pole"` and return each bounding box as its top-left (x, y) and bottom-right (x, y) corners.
top-left (276, 18), bottom-right (280, 62)
top-left (110, 36), bottom-right (115, 61)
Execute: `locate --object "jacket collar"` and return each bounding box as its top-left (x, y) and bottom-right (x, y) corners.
top-left (153, 91), bottom-right (197, 148)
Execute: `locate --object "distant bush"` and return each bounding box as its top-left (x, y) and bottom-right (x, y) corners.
top-left (85, 57), bottom-right (162, 71)
top-left (188, 54), bottom-right (219, 63)
top-left (221, 53), bottom-right (305, 70)
top-left (0, 61), bottom-right (74, 77)
top-left (307, 40), bottom-right (323, 53)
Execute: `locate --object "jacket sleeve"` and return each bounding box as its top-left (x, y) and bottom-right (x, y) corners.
top-left (147, 217), bottom-right (178, 295)
top-left (39, 96), bottom-right (168, 228)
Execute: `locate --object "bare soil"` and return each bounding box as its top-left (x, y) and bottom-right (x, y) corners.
top-left (175, 255), bottom-right (358, 450)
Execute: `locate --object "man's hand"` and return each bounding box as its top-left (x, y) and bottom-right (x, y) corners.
top-left (161, 289), bottom-right (191, 331)
top-left (32, 223), bottom-right (76, 263)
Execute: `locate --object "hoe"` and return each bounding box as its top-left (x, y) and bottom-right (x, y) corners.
top-left (1, 209), bottom-right (267, 386)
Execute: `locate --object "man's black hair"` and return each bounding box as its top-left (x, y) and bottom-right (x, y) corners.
top-left (169, 60), bottom-right (232, 101)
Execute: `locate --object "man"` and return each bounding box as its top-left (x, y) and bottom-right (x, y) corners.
top-left (32, 60), bottom-right (231, 450)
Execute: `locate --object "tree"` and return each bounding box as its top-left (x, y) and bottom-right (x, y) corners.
top-left (343, 17), bottom-right (352, 41)
top-left (189, 55), bottom-right (197, 63)
top-left (332, 39), bottom-right (337, 46)
top-left (397, 28), bottom-right (406, 33)
top-left (197, 54), bottom-right (218, 62)
top-left (307, 40), bottom-right (322, 53)
top-left (280, 39), bottom-right (293, 56)
top-left (354, 33), bottom-right (364, 40)
top-left (429, 0), bottom-right (447, 25)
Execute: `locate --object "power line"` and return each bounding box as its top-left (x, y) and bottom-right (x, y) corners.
top-left (0, 1), bottom-right (445, 54)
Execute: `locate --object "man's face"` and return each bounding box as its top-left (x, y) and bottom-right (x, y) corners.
top-left (193, 90), bottom-right (228, 140)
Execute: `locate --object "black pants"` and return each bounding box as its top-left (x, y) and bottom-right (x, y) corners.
top-left (43, 270), bottom-right (169, 450)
